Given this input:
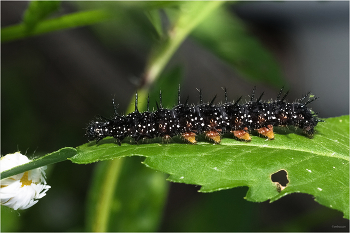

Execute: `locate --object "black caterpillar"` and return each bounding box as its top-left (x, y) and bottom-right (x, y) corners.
top-left (86, 87), bottom-right (322, 145)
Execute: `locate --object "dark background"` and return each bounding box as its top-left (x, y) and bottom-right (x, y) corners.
top-left (1, 1), bottom-right (349, 231)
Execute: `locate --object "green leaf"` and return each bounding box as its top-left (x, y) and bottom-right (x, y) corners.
top-left (23, 1), bottom-right (61, 31)
top-left (72, 116), bottom-right (349, 219)
top-left (1, 147), bottom-right (77, 179)
top-left (145, 10), bottom-right (164, 38)
top-left (191, 6), bottom-right (285, 87)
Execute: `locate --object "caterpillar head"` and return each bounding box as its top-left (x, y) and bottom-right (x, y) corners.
top-left (86, 120), bottom-right (112, 142)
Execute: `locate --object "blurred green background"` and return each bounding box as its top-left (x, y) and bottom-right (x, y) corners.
top-left (1, 1), bottom-right (349, 232)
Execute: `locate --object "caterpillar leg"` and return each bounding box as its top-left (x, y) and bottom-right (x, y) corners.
top-left (256, 125), bottom-right (274, 140)
top-left (182, 132), bottom-right (197, 144)
top-left (205, 130), bottom-right (221, 144)
top-left (232, 129), bottom-right (251, 141)
top-left (162, 135), bottom-right (172, 143)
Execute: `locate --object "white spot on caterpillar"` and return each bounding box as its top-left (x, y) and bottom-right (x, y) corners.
top-left (330, 204), bottom-right (333, 207)
top-left (333, 166), bottom-right (335, 168)
top-left (213, 167), bottom-right (218, 170)
top-left (180, 176), bottom-right (184, 179)
top-left (306, 169), bottom-right (312, 173)
top-left (317, 187), bottom-right (322, 191)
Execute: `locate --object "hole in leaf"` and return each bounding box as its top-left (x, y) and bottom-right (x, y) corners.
top-left (271, 169), bottom-right (289, 192)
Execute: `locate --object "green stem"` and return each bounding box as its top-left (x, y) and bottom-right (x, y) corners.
top-left (92, 158), bottom-right (124, 232)
top-left (91, 3), bottom-right (225, 231)
top-left (1, 147), bottom-right (77, 179)
top-left (1, 9), bottom-right (111, 43)
top-left (143, 1), bottom-right (224, 90)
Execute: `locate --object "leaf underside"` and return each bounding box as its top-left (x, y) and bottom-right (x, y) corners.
top-left (72, 116), bottom-right (350, 218)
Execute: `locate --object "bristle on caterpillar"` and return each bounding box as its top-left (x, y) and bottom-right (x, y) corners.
top-left (86, 87), bottom-right (322, 145)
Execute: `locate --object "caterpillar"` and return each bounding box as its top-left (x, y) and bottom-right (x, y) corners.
top-left (86, 87), bottom-right (322, 145)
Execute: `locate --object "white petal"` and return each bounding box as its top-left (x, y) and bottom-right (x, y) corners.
top-left (0, 152), bottom-right (51, 210)
top-left (0, 152), bottom-right (30, 172)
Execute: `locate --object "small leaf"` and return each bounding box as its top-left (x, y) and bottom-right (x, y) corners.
top-left (145, 10), bottom-right (164, 38)
top-left (23, 1), bottom-right (61, 31)
top-left (1, 147), bottom-right (77, 179)
top-left (72, 116), bottom-right (349, 218)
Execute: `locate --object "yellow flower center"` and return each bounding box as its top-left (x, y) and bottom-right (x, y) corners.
top-left (20, 171), bottom-right (32, 187)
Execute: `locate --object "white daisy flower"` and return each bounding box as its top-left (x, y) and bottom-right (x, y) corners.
top-left (0, 152), bottom-right (51, 210)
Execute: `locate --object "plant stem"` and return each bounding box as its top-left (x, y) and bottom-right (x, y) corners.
top-left (1, 9), bottom-right (111, 43)
top-left (91, 3), bottom-right (225, 231)
top-left (142, 1), bottom-right (224, 90)
top-left (92, 158), bottom-right (124, 232)
top-left (1, 147), bottom-right (77, 179)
